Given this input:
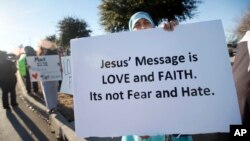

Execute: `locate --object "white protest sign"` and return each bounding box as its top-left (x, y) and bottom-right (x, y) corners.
top-left (60, 56), bottom-right (73, 95)
top-left (26, 55), bottom-right (62, 82)
top-left (71, 20), bottom-right (241, 138)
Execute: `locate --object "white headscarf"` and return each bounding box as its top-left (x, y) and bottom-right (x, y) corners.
top-left (128, 11), bottom-right (155, 31)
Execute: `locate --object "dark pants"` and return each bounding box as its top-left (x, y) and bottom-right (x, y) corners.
top-left (25, 70), bottom-right (38, 93)
top-left (58, 80), bottom-right (62, 91)
top-left (1, 81), bottom-right (17, 108)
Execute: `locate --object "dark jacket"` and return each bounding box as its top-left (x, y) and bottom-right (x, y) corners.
top-left (0, 59), bottom-right (17, 87)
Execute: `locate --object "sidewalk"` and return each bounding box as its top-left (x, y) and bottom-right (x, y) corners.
top-left (15, 71), bottom-right (87, 141)
top-left (16, 71), bottom-right (122, 141)
top-left (0, 89), bottom-right (57, 141)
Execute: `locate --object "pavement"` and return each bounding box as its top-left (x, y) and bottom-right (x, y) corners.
top-left (12, 70), bottom-right (121, 141)
top-left (0, 89), bottom-right (57, 141)
top-left (13, 70), bottom-right (87, 141)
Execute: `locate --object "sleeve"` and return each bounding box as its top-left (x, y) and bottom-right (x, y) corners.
top-left (18, 54), bottom-right (27, 77)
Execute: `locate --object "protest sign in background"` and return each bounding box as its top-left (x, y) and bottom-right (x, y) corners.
top-left (26, 55), bottom-right (62, 82)
top-left (60, 56), bottom-right (73, 94)
top-left (71, 20), bottom-right (241, 137)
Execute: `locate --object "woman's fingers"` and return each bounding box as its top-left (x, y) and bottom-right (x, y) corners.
top-left (163, 22), bottom-right (170, 31)
top-left (163, 20), bottom-right (178, 31)
top-left (169, 21), bottom-right (174, 31)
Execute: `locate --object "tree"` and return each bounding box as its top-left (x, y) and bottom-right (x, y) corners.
top-left (235, 7), bottom-right (250, 40)
top-left (58, 17), bottom-right (92, 49)
top-left (45, 34), bottom-right (58, 43)
top-left (99, 0), bottom-right (202, 32)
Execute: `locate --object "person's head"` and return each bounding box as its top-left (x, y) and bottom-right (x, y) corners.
top-left (129, 11), bottom-right (155, 31)
top-left (57, 46), bottom-right (65, 56)
top-left (7, 53), bottom-right (17, 62)
top-left (24, 46), bottom-right (36, 56)
top-left (0, 50), bottom-right (7, 62)
top-left (37, 40), bottom-right (57, 56)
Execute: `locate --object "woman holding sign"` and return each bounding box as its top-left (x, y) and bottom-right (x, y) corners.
top-left (23, 46), bottom-right (39, 96)
top-left (122, 11), bottom-right (192, 141)
top-left (37, 40), bottom-right (60, 114)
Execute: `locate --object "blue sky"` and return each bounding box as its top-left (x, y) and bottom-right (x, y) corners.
top-left (0, 0), bottom-right (249, 53)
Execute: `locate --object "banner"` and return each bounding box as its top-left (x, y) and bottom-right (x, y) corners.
top-left (60, 56), bottom-right (73, 94)
top-left (26, 55), bottom-right (62, 82)
top-left (71, 20), bottom-right (241, 137)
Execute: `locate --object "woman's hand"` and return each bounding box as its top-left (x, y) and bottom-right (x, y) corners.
top-left (163, 20), bottom-right (179, 31)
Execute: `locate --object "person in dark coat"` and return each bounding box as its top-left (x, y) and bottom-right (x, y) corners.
top-left (0, 50), bottom-right (18, 109)
top-left (24, 46), bottom-right (39, 95)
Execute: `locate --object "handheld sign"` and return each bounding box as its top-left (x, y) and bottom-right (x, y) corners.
top-left (60, 56), bottom-right (73, 94)
top-left (26, 55), bottom-right (62, 82)
top-left (71, 20), bottom-right (241, 138)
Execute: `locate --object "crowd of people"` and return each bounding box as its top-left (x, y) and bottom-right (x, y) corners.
top-left (1, 39), bottom-right (63, 114)
top-left (0, 11), bottom-right (249, 141)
